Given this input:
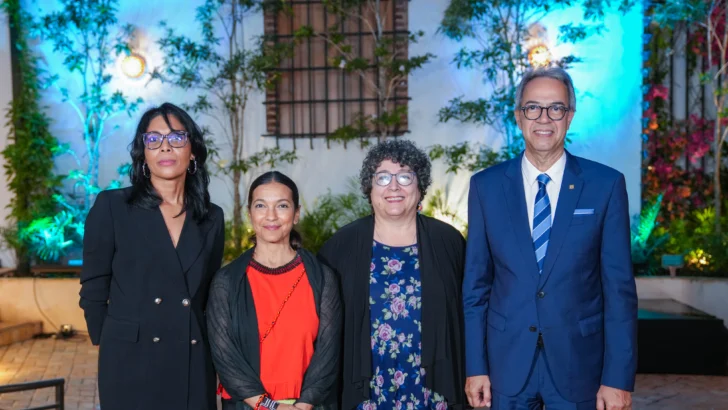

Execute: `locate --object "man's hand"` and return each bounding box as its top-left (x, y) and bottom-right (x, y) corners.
top-left (597, 385), bottom-right (632, 410)
top-left (465, 375), bottom-right (492, 408)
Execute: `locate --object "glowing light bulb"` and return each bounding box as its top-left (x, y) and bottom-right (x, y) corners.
top-left (121, 54), bottom-right (146, 78)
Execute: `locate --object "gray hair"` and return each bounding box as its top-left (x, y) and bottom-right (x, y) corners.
top-left (515, 67), bottom-right (576, 111)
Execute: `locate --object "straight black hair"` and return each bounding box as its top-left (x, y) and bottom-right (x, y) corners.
top-left (248, 171), bottom-right (302, 250)
top-left (127, 103), bottom-right (211, 221)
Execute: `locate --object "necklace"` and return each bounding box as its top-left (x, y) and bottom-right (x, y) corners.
top-left (259, 267), bottom-right (306, 343)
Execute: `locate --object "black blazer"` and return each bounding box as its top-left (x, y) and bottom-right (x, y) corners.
top-left (79, 187), bottom-right (225, 410)
top-left (318, 214), bottom-right (467, 410)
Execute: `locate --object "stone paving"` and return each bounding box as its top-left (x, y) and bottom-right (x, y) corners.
top-left (0, 337), bottom-right (727, 410)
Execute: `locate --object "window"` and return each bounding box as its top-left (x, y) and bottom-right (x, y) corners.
top-left (263, 0), bottom-right (410, 148)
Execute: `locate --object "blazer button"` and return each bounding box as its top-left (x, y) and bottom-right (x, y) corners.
top-left (529, 326), bottom-right (537, 332)
top-left (182, 298), bottom-right (190, 307)
top-left (537, 291), bottom-right (545, 299)
top-left (152, 337), bottom-right (160, 343)
top-left (154, 298), bottom-right (162, 304)
top-left (191, 339), bottom-right (198, 345)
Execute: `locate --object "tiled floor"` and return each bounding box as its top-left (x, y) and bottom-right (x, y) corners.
top-left (0, 337), bottom-right (726, 410)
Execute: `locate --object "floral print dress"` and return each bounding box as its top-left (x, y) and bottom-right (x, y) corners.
top-left (358, 241), bottom-right (448, 410)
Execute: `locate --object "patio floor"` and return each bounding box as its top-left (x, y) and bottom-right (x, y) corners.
top-left (0, 337), bottom-right (726, 410)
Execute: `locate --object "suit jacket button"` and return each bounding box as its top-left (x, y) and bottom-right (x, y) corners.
top-left (191, 339), bottom-right (198, 345)
top-left (537, 291), bottom-right (545, 299)
top-left (529, 326), bottom-right (537, 332)
top-left (154, 298), bottom-right (162, 304)
top-left (182, 298), bottom-right (190, 307)
top-left (152, 337), bottom-right (160, 343)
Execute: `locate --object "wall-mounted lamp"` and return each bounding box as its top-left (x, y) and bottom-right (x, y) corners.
top-left (526, 23), bottom-right (552, 68)
top-left (121, 54), bottom-right (146, 78)
top-left (528, 44), bottom-right (552, 68)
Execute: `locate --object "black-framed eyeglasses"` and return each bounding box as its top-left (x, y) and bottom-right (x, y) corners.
top-left (373, 171), bottom-right (416, 187)
top-left (520, 104), bottom-right (571, 121)
top-left (142, 131), bottom-right (189, 150)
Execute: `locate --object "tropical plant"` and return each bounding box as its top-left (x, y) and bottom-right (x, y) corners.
top-left (153, 0), bottom-right (298, 257)
top-left (421, 188), bottom-right (467, 237)
top-left (33, 0), bottom-right (142, 223)
top-left (0, 0), bottom-right (61, 272)
top-left (298, 178), bottom-right (371, 253)
top-left (652, 0), bottom-right (728, 234)
top-left (631, 194), bottom-right (669, 274)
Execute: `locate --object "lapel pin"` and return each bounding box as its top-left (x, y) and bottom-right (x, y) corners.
top-left (569, 184), bottom-right (574, 190)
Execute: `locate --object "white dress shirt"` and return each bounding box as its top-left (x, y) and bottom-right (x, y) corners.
top-left (522, 152), bottom-right (567, 232)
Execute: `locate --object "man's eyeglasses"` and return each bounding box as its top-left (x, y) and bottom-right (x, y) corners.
top-left (142, 131), bottom-right (189, 150)
top-left (520, 104), bottom-right (571, 121)
top-left (373, 171), bottom-right (416, 187)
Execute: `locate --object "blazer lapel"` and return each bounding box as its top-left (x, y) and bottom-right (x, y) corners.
top-left (503, 156), bottom-right (540, 279)
top-left (177, 214), bottom-right (215, 297)
top-left (538, 152), bottom-right (583, 286)
top-left (133, 206), bottom-right (188, 294)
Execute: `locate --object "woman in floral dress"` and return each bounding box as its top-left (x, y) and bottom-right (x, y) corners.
top-left (319, 139), bottom-right (467, 410)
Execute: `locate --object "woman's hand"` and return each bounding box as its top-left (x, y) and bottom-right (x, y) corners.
top-left (293, 403), bottom-right (313, 410)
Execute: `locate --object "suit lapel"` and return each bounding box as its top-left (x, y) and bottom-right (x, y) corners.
top-left (503, 156), bottom-right (539, 279)
top-left (538, 152), bottom-right (583, 286)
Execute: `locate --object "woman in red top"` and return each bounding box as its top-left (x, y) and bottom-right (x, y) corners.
top-left (207, 171), bottom-right (342, 410)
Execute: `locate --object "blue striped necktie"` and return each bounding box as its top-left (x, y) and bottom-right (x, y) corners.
top-left (533, 174), bottom-right (552, 274)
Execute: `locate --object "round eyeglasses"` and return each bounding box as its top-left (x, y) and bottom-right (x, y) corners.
top-left (142, 131), bottom-right (189, 150)
top-left (520, 104), bottom-right (571, 121)
top-left (373, 171), bottom-right (416, 187)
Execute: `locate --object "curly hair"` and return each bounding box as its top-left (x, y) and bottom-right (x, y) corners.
top-left (127, 102), bottom-right (211, 222)
top-left (359, 139), bottom-right (432, 203)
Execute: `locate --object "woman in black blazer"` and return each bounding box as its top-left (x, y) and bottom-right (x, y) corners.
top-left (318, 139), bottom-right (467, 410)
top-left (79, 103), bottom-right (225, 410)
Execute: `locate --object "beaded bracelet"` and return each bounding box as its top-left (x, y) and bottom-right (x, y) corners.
top-left (254, 393), bottom-right (269, 410)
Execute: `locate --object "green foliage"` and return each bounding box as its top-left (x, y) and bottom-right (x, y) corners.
top-left (651, 0), bottom-right (728, 235)
top-left (631, 194), bottom-right (669, 274)
top-left (296, 0), bottom-right (435, 143)
top-left (19, 0), bottom-right (143, 263)
top-left (433, 0), bottom-right (634, 173)
top-left (655, 205), bottom-right (728, 275)
top-left (1, 0), bottom-right (61, 272)
top-left (420, 189), bottom-right (468, 238)
top-left (223, 217), bottom-right (254, 263)
top-left (18, 211), bottom-right (82, 263)
top-left (428, 141), bottom-right (510, 174)
top-left (154, 0), bottom-right (297, 256)
top-left (298, 178), bottom-right (371, 253)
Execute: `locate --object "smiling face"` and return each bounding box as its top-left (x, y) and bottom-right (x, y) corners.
top-left (248, 181), bottom-right (300, 247)
top-left (143, 114), bottom-right (193, 181)
top-left (516, 76), bottom-right (575, 159)
top-left (370, 159), bottom-right (420, 219)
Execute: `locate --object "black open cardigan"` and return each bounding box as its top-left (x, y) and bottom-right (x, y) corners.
top-left (206, 248), bottom-right (342, 410)
top-left (318, 214), bottom-right (466, 410)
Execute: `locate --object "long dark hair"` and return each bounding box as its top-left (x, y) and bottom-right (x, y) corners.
top-left (248, 171), bottom-right (302, 250)
top-left (128, 103), bottom-right (211, 221)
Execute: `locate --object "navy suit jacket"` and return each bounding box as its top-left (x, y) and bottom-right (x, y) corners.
top-left (462, 151), bottom-right (638, 402)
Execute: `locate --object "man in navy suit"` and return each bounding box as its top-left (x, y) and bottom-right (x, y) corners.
top-left (462, 67), bottom-right (637, 410)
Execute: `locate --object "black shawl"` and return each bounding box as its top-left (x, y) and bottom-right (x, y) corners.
top-left (206, 248), bottom-right (342, 410)
top-left (318, 214), bottom-right (466, 410)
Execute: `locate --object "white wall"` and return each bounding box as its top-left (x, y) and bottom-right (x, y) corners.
top-left (0, 13), bottom-right (15, 268)
top-left (0, 1), bottom-right (644, 266)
